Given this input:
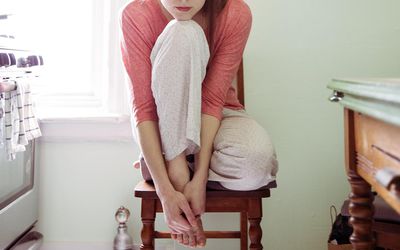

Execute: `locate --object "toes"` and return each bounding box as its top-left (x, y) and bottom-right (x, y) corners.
top-left (177, 234), bottom-right (183, 244)
top-left (182, 233), bottom-right (190, 246)
top-left (188, 230), bottom-right (196, 248)
top-left (194, 218), bottom-right (206, 248)
top-left (169, 218), bottom-right (206, 248)
top-left (197, 237), bottom-right (206, 248)
top-left (174, 233), bottom-right (195, 248)
top-left (171, 233), bottom-right (177, 240)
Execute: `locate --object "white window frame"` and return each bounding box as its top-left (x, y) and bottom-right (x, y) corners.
top-left (29, 0), bottom-right (129, 118)
top-left (31, 0), bottom-right (133, 141)
top-left (32, 0), bottom-right (109, 116)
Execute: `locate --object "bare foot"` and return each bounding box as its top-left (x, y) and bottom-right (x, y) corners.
top-left (167, 153), bottom-right (195, 246)
top-left (193, 217), bottom-right (206, 248)
top-left (171, 231), bottom-right (196, 248)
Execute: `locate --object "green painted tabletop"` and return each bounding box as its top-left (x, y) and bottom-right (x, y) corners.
top-left (328, 78), bottom-right (400, 127)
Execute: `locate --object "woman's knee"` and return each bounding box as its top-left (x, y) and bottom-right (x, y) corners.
top-left (247, 145), bottom-right (278, 176)
top-left (211, 148), bottom-right (277, 191)
top-left (150, 20), bottom-right (209, 90)
top-left (210, 113), bottom-right (278, 190)
top-left (245, 124), bottom-right (279, 178)
top-left (152, 20), bottom-right (208, 55)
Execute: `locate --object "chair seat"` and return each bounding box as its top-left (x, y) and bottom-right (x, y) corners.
top-left (134, 180), bottom-right (271, 199)
top-left (134, 180), bottom-right (270, 249)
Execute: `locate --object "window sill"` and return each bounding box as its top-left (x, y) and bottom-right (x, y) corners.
top-left (37, 111), bottom-right (133, 143)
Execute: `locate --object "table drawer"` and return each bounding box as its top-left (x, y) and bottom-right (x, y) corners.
top-left (354, 112), bottom-right (400, 213)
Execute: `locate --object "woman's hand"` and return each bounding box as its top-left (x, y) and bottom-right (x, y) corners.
top-left (159, 189), bottom-right (198, 234)
top-left (183, 178), bottom-right (207, 216)
top-left (183, 178), bottom-right (207, 247)
top-left (184, 113), bottom-right (219, 215)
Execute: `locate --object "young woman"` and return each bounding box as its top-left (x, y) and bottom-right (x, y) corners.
top-left (120, 0), bottom-right (278, 248)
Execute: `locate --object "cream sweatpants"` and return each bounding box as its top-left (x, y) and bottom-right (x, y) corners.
top-left (137, 20), bottom-right (278, 191)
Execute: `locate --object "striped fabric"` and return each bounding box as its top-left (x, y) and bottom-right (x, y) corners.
top-left (1, 80), bottom-right (41, 160)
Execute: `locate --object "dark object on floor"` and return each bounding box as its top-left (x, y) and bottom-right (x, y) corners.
top-left (328, 205), bottom-right (353, 245)
top-left (341, 195), bottom-right (400, 250)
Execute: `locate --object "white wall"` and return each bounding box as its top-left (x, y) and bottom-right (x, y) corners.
top-left (36, 141), bottom-right (140, 242)
top-left (36, 0), bottom-right (400, 249)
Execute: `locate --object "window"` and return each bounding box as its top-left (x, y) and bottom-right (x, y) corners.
top-left (1, 0), bottom-right (129, 115)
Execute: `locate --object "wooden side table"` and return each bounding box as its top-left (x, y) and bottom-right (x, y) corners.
top-left (328, 78), bottom-right (400, 250)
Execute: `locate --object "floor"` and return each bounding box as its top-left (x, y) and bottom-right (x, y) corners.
top-left (40, 242), bottom-right (173, 250)
top-left (40, 242), bottom-right (117, 250)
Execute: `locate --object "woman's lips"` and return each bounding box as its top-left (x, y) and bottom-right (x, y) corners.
top-left (176, 6), bottom-right (192, 12)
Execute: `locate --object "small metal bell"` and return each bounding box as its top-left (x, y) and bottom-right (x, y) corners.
top-left (113, 206), bottom-right (134, 250)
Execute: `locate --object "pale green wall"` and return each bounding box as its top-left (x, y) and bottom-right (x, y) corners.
top-left (243, 0), bottom-right (400, 249)
top-left (36, 1), bottom-right (400, 250)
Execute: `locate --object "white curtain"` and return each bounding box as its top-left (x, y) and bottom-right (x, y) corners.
top-left (105, 0), bottom-right (131, 115)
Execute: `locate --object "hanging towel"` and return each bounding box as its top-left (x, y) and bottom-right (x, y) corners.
top-left (2, 80), bottom-right (41, 160)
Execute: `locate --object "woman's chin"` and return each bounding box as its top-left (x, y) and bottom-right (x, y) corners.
top-left (175, 18), bottom-right (192, 21)
top-left (172, 14), bottom-right (194, 21)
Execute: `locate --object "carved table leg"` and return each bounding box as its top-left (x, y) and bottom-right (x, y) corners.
top-left (248, 198), bottom-right (263, 250)
top-left (348, 169), bottom-right (375, 250)
top-left (140, 198), bottom-right (156, 250)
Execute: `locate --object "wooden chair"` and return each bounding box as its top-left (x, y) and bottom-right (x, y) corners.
top-left (134, 61), bottom-right (275, 250)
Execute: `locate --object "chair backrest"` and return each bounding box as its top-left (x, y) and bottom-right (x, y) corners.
top-left (237, 60), bottom-right (244, 107)
top-left (235, 60), bottom-right (245, 107)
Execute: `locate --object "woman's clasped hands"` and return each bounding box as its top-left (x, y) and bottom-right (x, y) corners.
top-left (159, 180), bottom-right (207, 248)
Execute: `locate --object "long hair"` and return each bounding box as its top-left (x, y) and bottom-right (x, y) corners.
top-left (202, 0), bottom-right (228, 56)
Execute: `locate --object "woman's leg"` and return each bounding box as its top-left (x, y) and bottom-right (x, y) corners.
top-left (150, 19), bottom-right (209, 247)
top-left (167, 152), bottom-right (190, 192)
top-left (150, 19), bottom-right (209, 162)
top-left (209, 109), bottom-right (278, 191)
top-left (150, 19), bottom-right (209, 189)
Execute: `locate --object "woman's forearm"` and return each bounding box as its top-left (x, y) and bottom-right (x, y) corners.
top-left (136, 121), bottom-right (175, 197)
top-left (193, 114), bottom-right (220, 184)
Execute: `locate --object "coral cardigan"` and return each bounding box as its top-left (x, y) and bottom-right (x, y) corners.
top-left (120, 0), bottom-right (252, 125)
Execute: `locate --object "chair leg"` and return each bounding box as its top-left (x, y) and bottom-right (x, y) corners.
top-left (248, 198), bottom-right (263, 250)
top-left (140, 198), bottom-right (156, 250)
top-left (241, 211), bottom-right (248, 250)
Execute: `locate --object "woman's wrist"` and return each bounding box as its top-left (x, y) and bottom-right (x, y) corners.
top-left (154, 179), bottom-right (176, 199)
top-left (193, 155), bottom-right (211, 183)
top-left (192, 171), bottom-right (209, 186)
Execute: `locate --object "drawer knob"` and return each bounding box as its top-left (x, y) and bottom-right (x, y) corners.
top-left (375, 168), bottom-right (400, 198)
top-left (329, 91), bottom-right (344, 102)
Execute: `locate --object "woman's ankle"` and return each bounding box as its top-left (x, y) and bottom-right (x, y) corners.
top-left (167, 153), bottom-right (190, 192)
top-left (168, 169), bottom-right (190, 192)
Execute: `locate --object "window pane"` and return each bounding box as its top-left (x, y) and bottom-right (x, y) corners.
top-left (0, 0), bottom-right (95, 95)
